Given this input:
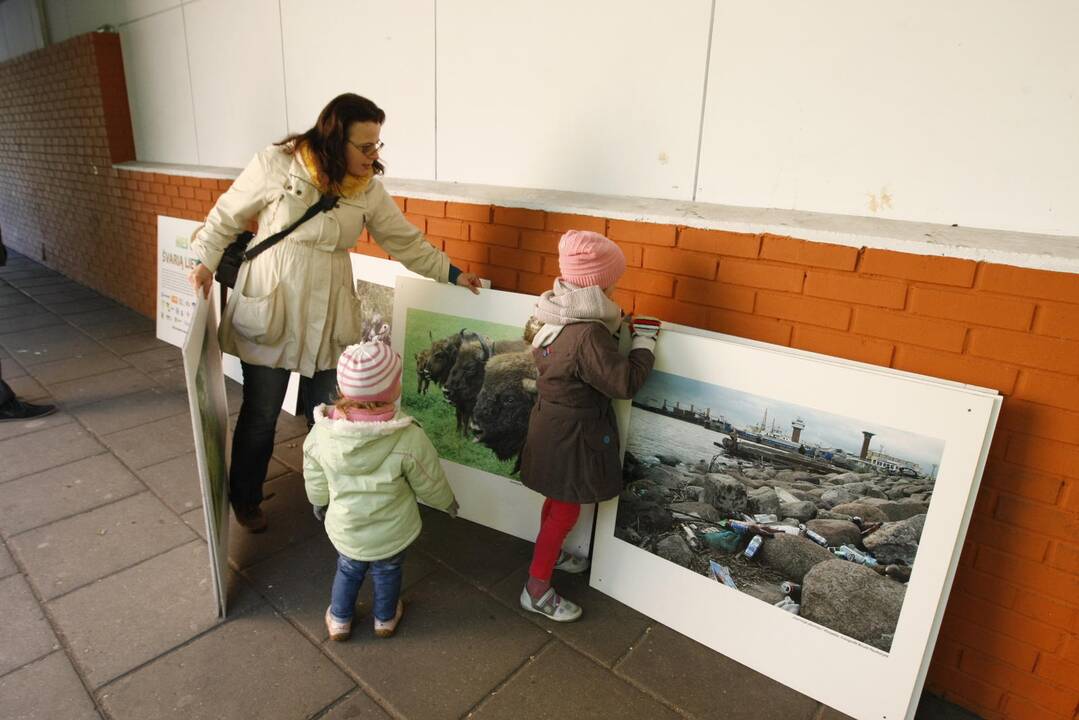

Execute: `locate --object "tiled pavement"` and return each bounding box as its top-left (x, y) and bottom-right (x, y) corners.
top-left (0, 251), bottom-right (979, 720)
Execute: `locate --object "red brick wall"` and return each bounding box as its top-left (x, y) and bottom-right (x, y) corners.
top-left (2, 33), bottom-right (1077, 720)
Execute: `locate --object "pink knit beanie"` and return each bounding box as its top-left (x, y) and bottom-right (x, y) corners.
top-left (558, 230), bottom-right (626, 289)
top-left (336, 342), bottom-right (402, 403)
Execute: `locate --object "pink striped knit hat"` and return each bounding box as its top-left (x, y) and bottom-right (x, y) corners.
top-left (558, 230), bottom-right (626, 288)
top-left (336, 342), bottom-right (402, 403)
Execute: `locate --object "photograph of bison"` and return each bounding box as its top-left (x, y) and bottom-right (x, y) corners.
top-left (402, 308), bottom-right (538, 479)
top-left (615, 369), bottom-right (946, 653)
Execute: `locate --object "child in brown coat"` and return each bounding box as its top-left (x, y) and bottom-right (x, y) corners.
top-left (519, 230), bottom-right (659, 621)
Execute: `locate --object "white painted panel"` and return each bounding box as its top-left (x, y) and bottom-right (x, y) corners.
top-left (184, 0), bottom-right (287, 168)
top-left (42, 0), bottom-right (72, 43)
top-left (697, 0), bottom-right (1079, 236)
top-left (120, 8), bottom-right (199, 164)
top-left (0, 0), bottom-right (44, 59)
top-left (117, 0), bottom-right (181, 24)
top-left (280, 0), bottom-right (435, 180)
top-left (437, 0), bottom-right (710, 200)
top-left (67, 0), bottom-right (120, 35)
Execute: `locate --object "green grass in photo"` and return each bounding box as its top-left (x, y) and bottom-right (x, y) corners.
top-left (402, 308), bottom-right (525, 479)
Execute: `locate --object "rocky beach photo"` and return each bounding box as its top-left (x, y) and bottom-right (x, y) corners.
top-left (615, 371), bottom-right (944, 652)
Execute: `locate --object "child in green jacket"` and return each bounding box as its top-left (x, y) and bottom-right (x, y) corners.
top-left (304, 342), bottom-right (458, 641)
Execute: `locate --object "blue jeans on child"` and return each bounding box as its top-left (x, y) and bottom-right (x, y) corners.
top-left (330, 551), bottom-right (405, 622)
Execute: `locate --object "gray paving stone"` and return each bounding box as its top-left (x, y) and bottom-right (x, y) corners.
top-left (6, 374), bottom-right (49, 400)
top-left (81, 318), bottom-right (155, 340)
top-left (272, 435), bottom-right (305, 472)
top-left (23, 288), bottom-right (102, 304)
top-left (0, 575), bottom-right (60, 676)
top-left (44, 297), bottom-right (120, 315)
top-left (151, 364), bottom-right (189, 393)
top-left (137, 453), bottom-right (204, 514)
top-left (0, 303), bottom-right (57, 321)
top-left (473, 641), bottom-right (681, 720)
top-left (101, 412), bottom-right (196, 469)
top-left (72, 386), bottom-right (189, 436)
top-left (181, 507), bottom-right (207, 540)
top-left (322, 571), bottom-right (548, 720)
top-left (2, 354), bottom-right (28, 377)
top-left (0, 409), bottom-right (75, 442)
top-left (0, 651), bottom-right (101, 720)
top-left (244, 533), bottom-right (439, 641)
top-left (616, 624), bottom-right (819, 720)
top-left (122, 345), bottom-right (184, 374)
top-left (24, 352), bottom-right (131, 385)
top-left (0, 542), bottom-right (16, 578)
top-left (8, 492), bottom-right (195, 600)
top-left (411, 509), bottom-right (534, 590)
top-left (0, 423), bottom-right (105, 484)
top-left (320, 690), bottom-right (392, 720)
top-left (915, 693), bottom-right (982, 719)
top-left (97, 604), bottom-right (354, 720)
top-left (98, 331), bottom-right (171, 356)
top-left (0, 454), bottom-right (144, 537)
top-left (226, 472), bottom-right (324, 569)
top-left (490, 564), bottom-right (651, 667)
top-left (65, 307), bottom-right (147, 328)
top-left (0, 311), bottom-right (64, 334)
top-left (1, 327), bottom-right (102, 366)
top-left (48, 540), bottom-right (261, 688)
top-left (49, 367), bottom-right (157, 408)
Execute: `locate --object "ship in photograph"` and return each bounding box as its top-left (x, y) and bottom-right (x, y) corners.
top-left (615, 370), bottom-right (943, 653)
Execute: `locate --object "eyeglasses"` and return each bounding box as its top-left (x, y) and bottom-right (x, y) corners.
top-left (348, 139), bottom-right (384, 157)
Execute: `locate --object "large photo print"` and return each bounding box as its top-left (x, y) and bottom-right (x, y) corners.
top-left (593, 326), bottom-right (999, 720)
top-left (392, 277), bottom-right (594, 555)
top-left (618, 369), bottom-right (944, 652)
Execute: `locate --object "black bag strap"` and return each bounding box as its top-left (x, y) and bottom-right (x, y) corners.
top-left (243, 192), bottom-right (339, 262)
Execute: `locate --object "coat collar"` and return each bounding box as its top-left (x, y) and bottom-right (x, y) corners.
top-left (285, 149), bottom-right (370, 208)
top-left (311, 404), bottom-right (414, 436)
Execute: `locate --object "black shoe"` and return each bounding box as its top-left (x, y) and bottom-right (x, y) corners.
top-left (234, 505), bottom-right (268, 533)
top-left (0, 398), bottom-right (57, 422)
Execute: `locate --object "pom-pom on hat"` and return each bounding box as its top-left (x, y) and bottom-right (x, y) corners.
top-left (336, 342), bottom-right (402, 403)
top-left (557, 230), bottom-right (626, 289)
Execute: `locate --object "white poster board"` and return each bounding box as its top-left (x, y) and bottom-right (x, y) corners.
top-left (156, 215), bottom-right (299, 415)
top-left (181, 295), bottom-right (231, 617)
top-left (592, 326), bottom-right (1000, 720)
top-left (392, 277), bottom-right (594, 555)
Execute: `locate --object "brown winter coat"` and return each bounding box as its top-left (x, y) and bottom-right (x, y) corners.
top-left (519, 322), bottom-right (654, 504)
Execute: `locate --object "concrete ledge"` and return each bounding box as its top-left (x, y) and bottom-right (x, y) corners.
top-left (115, 161), bottom-right (1079, 275)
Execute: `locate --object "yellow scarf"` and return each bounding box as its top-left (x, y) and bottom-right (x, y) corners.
top-left (298, 142), bottom-right (371, 199)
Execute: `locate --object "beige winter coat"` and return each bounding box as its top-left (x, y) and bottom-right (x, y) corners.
top-left (191, 144), bottom-right (451, 377)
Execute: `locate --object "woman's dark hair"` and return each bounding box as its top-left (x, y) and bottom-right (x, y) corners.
top-left (277, 93), bottom-right (386, 188)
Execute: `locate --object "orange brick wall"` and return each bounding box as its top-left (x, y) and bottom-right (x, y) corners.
top-left (2, 33), bottom-right (1078, 720)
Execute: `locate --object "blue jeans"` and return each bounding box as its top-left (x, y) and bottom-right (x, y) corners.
top-left (229, 361), bottom-right (337, 510)
top-left (330, 552), bottom-right (405, 622)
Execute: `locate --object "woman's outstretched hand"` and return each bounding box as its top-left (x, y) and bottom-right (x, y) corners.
top-left (456, 271), bottom-right (482, 295)
top-left (188, 263), bottom-right (214, 299)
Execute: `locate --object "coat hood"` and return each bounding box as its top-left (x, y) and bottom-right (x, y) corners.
top-left (308, 404), bottom-right (415, 473)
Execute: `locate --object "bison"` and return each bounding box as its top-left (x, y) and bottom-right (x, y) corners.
top-left (443, 334), bottom-right (530, 437)
top-left (415, 329), bottom-right (473, 396)
top-left (469, 350), bottom-right (539, 468)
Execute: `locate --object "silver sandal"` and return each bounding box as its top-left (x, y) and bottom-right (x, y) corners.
top-left (519, 586), bottom-right (583, 622)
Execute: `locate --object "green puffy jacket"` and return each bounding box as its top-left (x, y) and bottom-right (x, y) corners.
top-left (303, 406), bottom-right (455, 561)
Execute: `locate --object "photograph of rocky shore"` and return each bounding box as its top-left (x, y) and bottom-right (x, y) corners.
top-left (615, 370), bottom-right (945, 652)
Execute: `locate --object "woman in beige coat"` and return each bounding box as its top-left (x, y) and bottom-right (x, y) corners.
top-left (189, 93), bottom-right (480, 532)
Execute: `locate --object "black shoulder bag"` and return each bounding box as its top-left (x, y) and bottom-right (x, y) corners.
top-left (214, 192), bottom-right (339, 288)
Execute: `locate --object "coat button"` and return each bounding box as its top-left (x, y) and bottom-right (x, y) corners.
top-left (603, 435), bottom-right (611, 444)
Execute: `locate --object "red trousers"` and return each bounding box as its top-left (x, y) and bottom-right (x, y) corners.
top-left (528, 498), bottom-right (581, 582)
